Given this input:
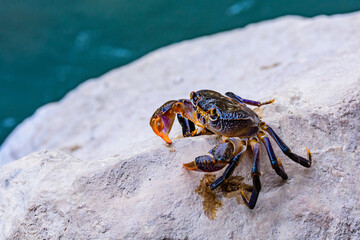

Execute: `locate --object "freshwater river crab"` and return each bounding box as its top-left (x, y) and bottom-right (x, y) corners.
top-left (150, 90), bottom-right (311, 209)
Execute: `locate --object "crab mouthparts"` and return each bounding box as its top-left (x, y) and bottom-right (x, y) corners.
top-left (150, 116), bottom-right (173, 144)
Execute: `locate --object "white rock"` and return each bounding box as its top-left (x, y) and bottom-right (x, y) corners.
top-left (1, 12), bottom-right (360, 239)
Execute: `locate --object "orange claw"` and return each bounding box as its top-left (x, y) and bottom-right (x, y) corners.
top-left (183, 161), bottom-right (198, 171)
top-left (159, 132), bottom-right (172, 144)
top-left (149, 100), bottom-right (178, 144)
top-left (150, 99), bottom-right (198, 144)
top-left (150, 116), bottom-right (173, 144)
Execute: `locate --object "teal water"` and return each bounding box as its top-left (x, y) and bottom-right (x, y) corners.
top-left (1, 0), bottom-right (360, 145)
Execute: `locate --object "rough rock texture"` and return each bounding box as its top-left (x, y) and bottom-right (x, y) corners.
top-left (1, 12), bottom-right (360, 239)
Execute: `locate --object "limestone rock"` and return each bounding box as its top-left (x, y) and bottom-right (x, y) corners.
top-left (1, 12), bottom-right (360, 239)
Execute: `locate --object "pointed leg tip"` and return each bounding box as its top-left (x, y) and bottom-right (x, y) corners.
top-left (240, 190), bottom-right (254, 209)
top-left (306, 148), bottom-right (312, 165)
top-left (205, 178), bottom-right (211, 184)
top-left (274, 166), bottom-right (288, 180)
top-left (259, 99), bottom-right (275, 106)
top-left (240, 189), bottom-right (247, 201)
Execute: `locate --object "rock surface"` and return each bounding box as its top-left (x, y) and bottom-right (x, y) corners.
top-left (1, 12), bottom-right (360, 239)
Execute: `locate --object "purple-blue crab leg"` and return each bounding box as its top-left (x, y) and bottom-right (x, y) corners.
top-left (260, 136), bottom-right (288, 180)
top-left (240, 140), bottom-right (261, 209)
top-left (225, 92), bottom-right (274, 107)
top-left (177, 114), bottom-right (196, 137)
top-left (177, 114), bottom-right (214, 137)
top-left (263, 124), bottom-right (312, 168)
top-left (209, 144), bottom-right (247, 190)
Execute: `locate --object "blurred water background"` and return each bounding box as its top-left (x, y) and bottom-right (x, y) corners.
top-left (1, 0), bottom-right (360, 146)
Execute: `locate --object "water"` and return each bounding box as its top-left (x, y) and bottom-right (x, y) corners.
top-left (1, 0), bottom-right (360, 145)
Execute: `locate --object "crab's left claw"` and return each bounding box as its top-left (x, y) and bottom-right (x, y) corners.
top-left (150, 100), bottom-right (178, 144)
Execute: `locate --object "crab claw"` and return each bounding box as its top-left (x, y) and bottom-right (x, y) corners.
top-left (150, 99), bottom-right (199, 144)
top-left (183, 155), bottom-right (227, 172)
top-left (183, 161), bottom-right (198, 170)
top-left (150, 100), bottom-right (178, 144)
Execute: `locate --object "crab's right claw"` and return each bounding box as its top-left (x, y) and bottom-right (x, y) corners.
top-left (183, 155), bottom-right (227, 172)
top-left (150, 100), bottom-right (178, 144)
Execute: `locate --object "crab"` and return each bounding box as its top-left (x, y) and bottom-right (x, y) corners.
top-left (150, 90), bottom-right (311, 209)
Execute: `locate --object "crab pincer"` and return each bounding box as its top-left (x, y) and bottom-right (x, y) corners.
top-left (150, 100), bottom-right (177, 144)
top-left (149, 99), bottom-right (198, 144)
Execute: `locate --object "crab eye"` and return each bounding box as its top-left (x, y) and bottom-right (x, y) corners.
top-left (190, 91), bottom-right (199, 103)
top-left (209, 108), bottom-right (219, 121)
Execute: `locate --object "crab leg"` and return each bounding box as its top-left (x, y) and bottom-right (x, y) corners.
top-left (262, 124), bottom-right (312, 168)
top-left (240, 138), bottom-right (261, 209)
top-left (209, 147), bottom-right (246, 190)
top-left (177, 114), bottom-right (196, 137)
top-left (177, 114), bottom-right (213, 137)
top-left (258, 132), bottom-right (288, 180)
top-left (208, 139), bottom-right (247, 190)
top-left (150, 99), bottom-right (201, 144)
top-left (178, 114), bottom-right (214, 138)
top-left (225, 92), bottom-right (274, 107)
